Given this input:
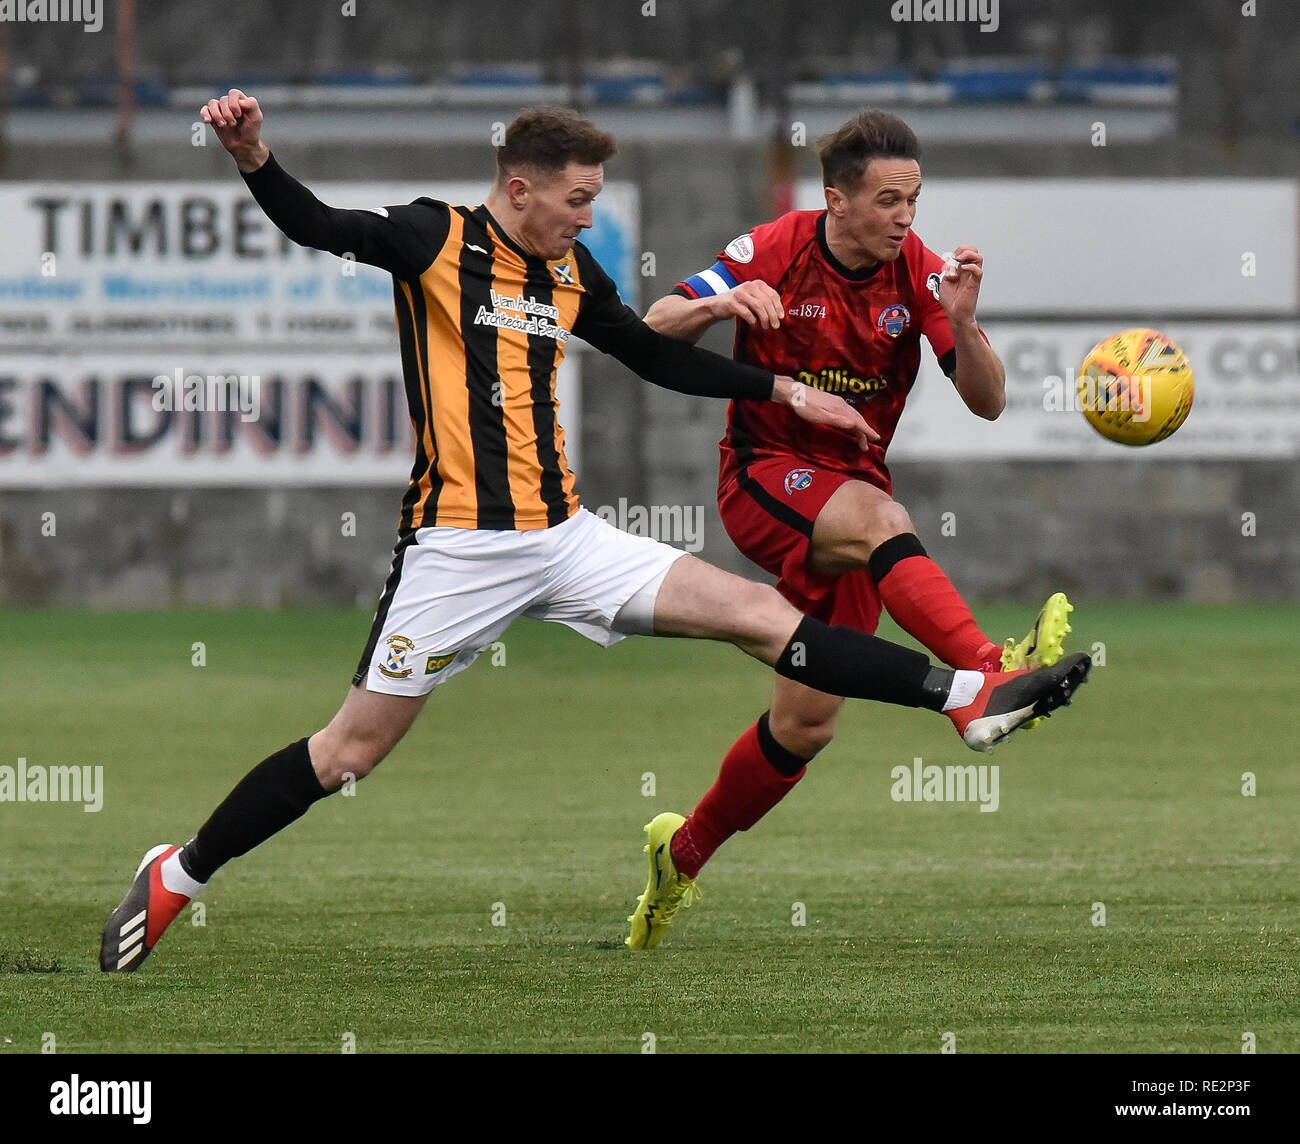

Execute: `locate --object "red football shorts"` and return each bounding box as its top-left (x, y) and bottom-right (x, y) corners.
top-left (718, 454), bottom-right (886, 634)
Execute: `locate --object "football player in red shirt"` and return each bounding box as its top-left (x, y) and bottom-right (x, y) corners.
top-left (633, 110), bottom-right (1075, 937)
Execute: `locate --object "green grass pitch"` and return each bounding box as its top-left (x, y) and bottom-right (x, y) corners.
top-left (1, 604), bottom-right (1296, 1053)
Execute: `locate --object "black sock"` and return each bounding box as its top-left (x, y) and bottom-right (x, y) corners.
top-left (774, 616), bottom-right (955, 712)
top-left (756, 711), bottom-right (811, 775)
top-left (866, 532), bottom-right (928, 583)
top-left (179, 738), bottom-right (329, 884)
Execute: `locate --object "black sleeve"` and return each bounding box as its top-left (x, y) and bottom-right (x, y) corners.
top-left (240, 151), bottom-right (449, 279)
top-left (939, 348), bottom-right (957, 379)
top-left (571, 244), bottom-right (773, 401)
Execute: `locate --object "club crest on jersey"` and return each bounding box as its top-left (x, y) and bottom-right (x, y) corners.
top-left (378, 635), bottom-right (415, 679)
top-left (784, 468), bottom-right (815, 495)
top-left (724, 233), bottom-right (754, 263)
top-left (877, 303), bottom-right (911, 338)
top-left (552, 262), bottom-right (573, 285)
top-left (425, 652), bottom-right (457, 675)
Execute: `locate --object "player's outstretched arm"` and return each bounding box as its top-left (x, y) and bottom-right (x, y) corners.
top-left (573, 245), bottom-right (876, 447)
top-left (644, 280), bottom-right (784, 345)
top-left (577, 302), bottom-right (876, 448)
top-left (200, 88), bottom-right (442, 278)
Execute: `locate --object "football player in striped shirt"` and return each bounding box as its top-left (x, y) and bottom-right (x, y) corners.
top-left (99, 94), bottom-right (1090, 971)
top-left (640, 109), bottom-right (1076, 924)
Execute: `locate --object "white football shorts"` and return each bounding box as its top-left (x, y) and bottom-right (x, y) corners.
top-left (352, 507), bottom-right (688, 695)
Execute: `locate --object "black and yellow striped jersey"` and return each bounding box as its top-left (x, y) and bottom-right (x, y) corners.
top-left (242, 153), bottom-right (775, 532)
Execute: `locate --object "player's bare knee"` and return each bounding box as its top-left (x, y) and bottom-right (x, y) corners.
top-left (307, 730), bottom-right (386, 790)
top-left (871, 499), bottom-right (915, 541)
top-left (769, 708), bottom-right (838, 759)
top-left (705, 577), bottom-right (784, 643)
top-left (830, 503), bottom-right (914, 564)
top-left (744, 583), bottom-right (803, 657)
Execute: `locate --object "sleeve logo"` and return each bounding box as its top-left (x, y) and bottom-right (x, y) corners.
top-left (925, 271), bottom-right (942, 301)
top-left (724, 233), bottom-right (755, 263)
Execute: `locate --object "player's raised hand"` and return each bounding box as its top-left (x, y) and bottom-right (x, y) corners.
top-left (710, 280), bottom-right (784, 330)
top-left (937, 245), bottom-right (984, 325)
top-left (200, 89), bottom-right (268, 172)
top-left (772, 376), bottom-right (879, 450)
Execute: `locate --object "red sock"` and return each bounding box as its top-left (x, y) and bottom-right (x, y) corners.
top-left (672, 716), bottom-right (805, 879)
top-left (871, 536), bottom-right (999, 670)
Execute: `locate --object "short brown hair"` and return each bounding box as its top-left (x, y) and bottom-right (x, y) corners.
top-left (818, 110), bottom-right (920, 192)
top-left (496, 108), bottom-right (617, 181)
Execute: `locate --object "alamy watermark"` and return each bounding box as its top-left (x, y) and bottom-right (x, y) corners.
top-left (0, 758), bottom-right (104, 812)
top-left (151, 368), bottom-right (261, 422)
top-left (891, 0), bottom-right (999, 34)
top-left (594, 497), bottom-right (703, 553)
top-left (49, 1075), bottom-right (150, 1125)
top-left (1043, 373), bottom-right (1151, 422)
top-left (891, 756), bottom-right (999, 812)
top-left (0, 0), bottom-right (101, 32)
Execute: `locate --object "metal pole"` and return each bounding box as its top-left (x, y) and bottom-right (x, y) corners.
top-left (0, 22), bottom-right (9, 170)
top-left (115, 0), bottom-right (136, 164)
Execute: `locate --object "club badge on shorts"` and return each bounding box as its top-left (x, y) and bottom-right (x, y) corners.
top-left (378, 634), bottom-right (415, 678)
top-left (877, 303), bottom-right (911, 338)
top-left (784, 468), bottom-right (814, 495)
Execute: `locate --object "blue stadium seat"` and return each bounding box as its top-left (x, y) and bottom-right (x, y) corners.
top-left (584, 75), bottom-right (666, 104)
top-left (77, 75), bottom-right (172, 108)
top-left (1057, 59), bottom-right (1176, 102)
top-left (313, 68), bottom-right (416, 88)
top-left (935, 59), bottom-right (1051, 102)
top-left (449, 65), bottom-right (546, 88)
top-left (818, 68), bottom-right (916, 86)
top-left (208, 70), bottom-right (292, 90)
top-left (666, 82), bottom-right (727, 106)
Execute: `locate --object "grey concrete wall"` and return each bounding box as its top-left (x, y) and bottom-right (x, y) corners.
top-left (2, 458), bottom-right (1295, 608)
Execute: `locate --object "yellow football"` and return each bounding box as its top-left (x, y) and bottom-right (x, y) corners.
top-left (1078, 328), bottom-right (1194, 446)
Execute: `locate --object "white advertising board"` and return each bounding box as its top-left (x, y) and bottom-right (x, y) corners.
top-left (0, 352), bottom-right (582, 486)
top-left (892, 321), bottom-right (1300, 460)
top-left (796, 178), bottom-right (1297, 316)
top-left (0, 179), bottom-right (639, 347)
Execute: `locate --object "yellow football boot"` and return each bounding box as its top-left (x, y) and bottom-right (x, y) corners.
top-left (1001, 592), bottom-right (1075, 729)
top-left (625, 812), bottom-right (701, 950)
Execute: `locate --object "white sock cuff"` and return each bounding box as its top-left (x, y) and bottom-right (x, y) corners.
top-left (942, 669), bottom-right (984, 712)
top-left (161, 850), bottom-right (206, 898)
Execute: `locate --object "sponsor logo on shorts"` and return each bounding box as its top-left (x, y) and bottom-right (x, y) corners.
top-left (876, 303), bottom-right (911, 337)
top-left (378, 634), bottom-right (415, 678)
top-left (425, 652), bottom-right (457, 675)
top-left (724, 233), bottom-right (754, 263)
top-left (784, 468), bottom-right (814, 494)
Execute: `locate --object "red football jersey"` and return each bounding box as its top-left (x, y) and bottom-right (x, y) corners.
top-left (675, 210), bottom-right (973, 491)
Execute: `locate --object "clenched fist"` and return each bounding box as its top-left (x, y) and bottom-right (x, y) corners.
top-left (200, 88), bottom-right (268, 174)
